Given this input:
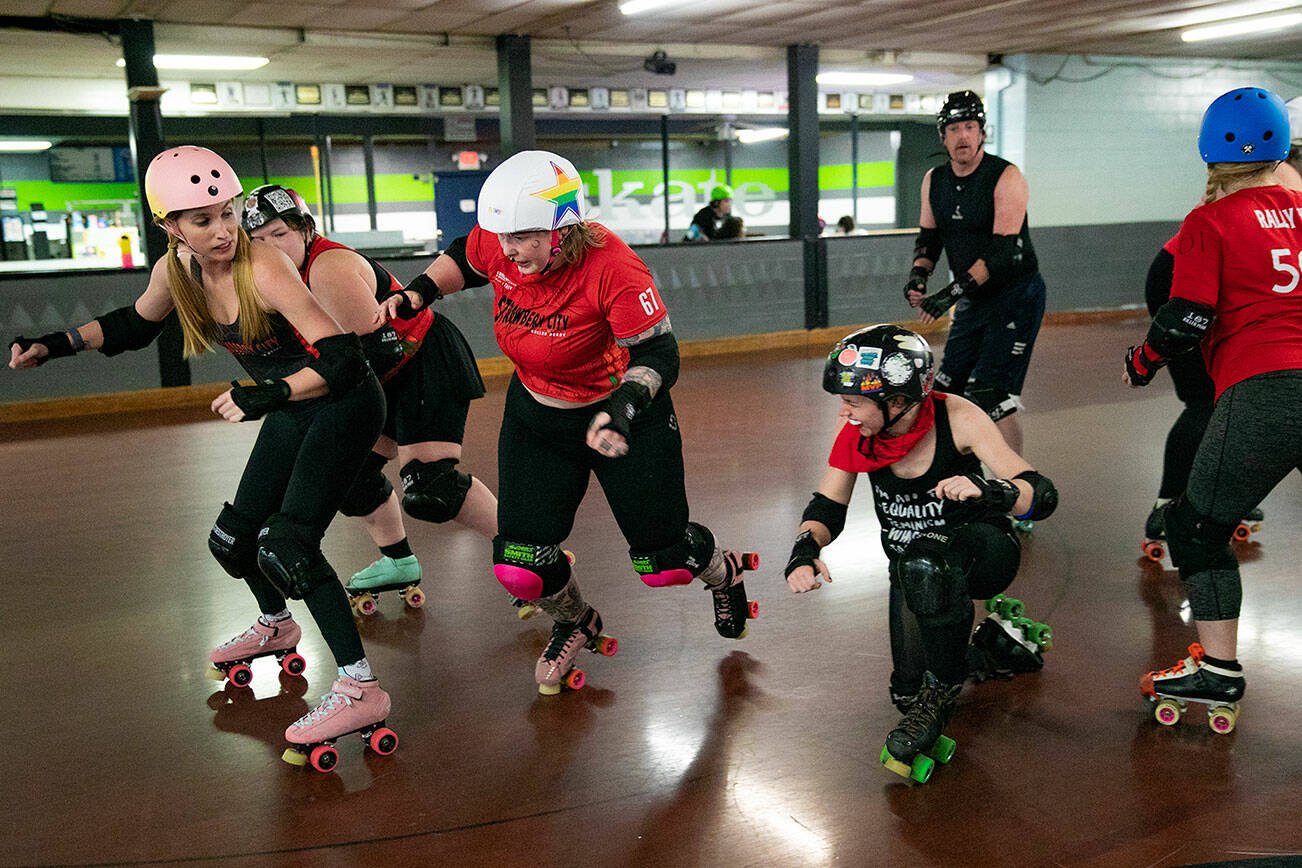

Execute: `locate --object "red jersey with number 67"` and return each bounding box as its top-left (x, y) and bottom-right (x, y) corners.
top-left (1172, 185), bottom-right (1302, 398)
top-left (466, 222), bottom-right (668, 403)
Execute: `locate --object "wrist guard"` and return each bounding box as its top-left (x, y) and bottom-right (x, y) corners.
top-left (920, 273), bottom-right (977, 318)
top-left (785, 530), bottom-right (822, 579)
top-left (596, 380), bottom-right (653, 440)
top-left (903, 265), bottom-right (930, 301)
top-left (230, 379), bottom-right (290, 421)
top-left (1125, 342), bottom-right (1164, 387)
top-left (966, 473), bottom-right (1020, 513)
top-left (10, 331), bottom-right (76, 365)
top-left (399, 274), bottom-right (439, 311)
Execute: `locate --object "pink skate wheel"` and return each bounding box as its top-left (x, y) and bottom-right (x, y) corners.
top-left (1142, 541), bottom-right (1163, 562)
top-left (1154, 699), bottom-right (1181, 726)
top-left (741, 552), bottom-right (759, 571)
top-left (281, 653), bottom-right (306, 677)
top-left (309, 744), bottom-right (339, 773)
top-left (748, 600), bottom-right (760, 619)
top-left (405, 588), bottom-right (425, 609)
top-left (229, 663), bottom-right (253, 687)
top-left (368, 727), bottom-right (399, 755)
top-left (1209, 708), bottom-right (1237, 734)
top-left (1233, 523), bottom-right (1251, 541)
top-left (597, 636), bottom-right (618, 657)
top-left (564, 669), bottom-right (585, 691)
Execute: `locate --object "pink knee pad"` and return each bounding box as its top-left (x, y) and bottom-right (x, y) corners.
top-left (640, 569), bottom-right (695, 588)
top-left (494, 564), bottom-right (544, 600)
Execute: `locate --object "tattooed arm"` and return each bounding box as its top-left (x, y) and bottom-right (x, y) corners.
top-left (586, 316), bottom-right (679, 457)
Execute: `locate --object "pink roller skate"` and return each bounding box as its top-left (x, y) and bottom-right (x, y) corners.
top-left (535, 606), bottom-right (618, 695)
top-left (206, 617), bottom-right (306, 688)
top-left (281, 675), bottom-right (398, 772)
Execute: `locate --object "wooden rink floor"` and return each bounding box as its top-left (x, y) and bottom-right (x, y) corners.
top-left (4, 319), bottom-right (1301, 868)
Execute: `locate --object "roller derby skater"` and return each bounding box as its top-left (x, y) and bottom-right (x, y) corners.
top-left (784, 325), bottom-right (1059, 781)
top-left (399, 150), bottom-right (756, 695)
top-left (967, 593), bottom-right (1051, 681)
top-left (243, 185), bottom-right (497, 618)
top-left (1124, 87), bottom-right (1302, 733)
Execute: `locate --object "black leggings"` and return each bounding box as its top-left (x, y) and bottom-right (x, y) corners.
top-left (889, 521), bottom-right (1021, 688)
top-left (496, 375), bottom-right (689, 593)
top-left (232, 376), bottom-right (385, 667)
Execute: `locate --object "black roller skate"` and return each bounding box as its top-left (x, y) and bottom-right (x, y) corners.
top-left (967, 594), bottom-right (1050, 681)
top-left (1141, 500), bottom-right (1170, 562)
top-left (1141, 642), bottom-right (1245, 734)
top-left (707, 551), bottom-right (760, 639)
top-left (880, 672), bottom-right (961, 783)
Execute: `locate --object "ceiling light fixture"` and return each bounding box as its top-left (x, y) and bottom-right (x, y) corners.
top-left (115, 54), bottom-right (270, 71)
top-left (0, 141), bottom-right (53, 152)
top-left (619, 0), bottom-right (691, 15)
top-left (736, 128), bottom-right (788, 144)
top-left (1182, 11), bottom-right (1302, 41)
top-left (816, 71), bottom-right (914, 86)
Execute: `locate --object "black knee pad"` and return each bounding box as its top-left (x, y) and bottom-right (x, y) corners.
top-left (492, 537), bottom-right (572, 598)
top-left (895, 531), bottom-right (967, 621)
top-left (964, 386), bottom-right (1021, 422)
top-left (209, 502), bottom-right (260, 579)
top-left (630, 521), bottom-right (716, 587)
top-left (256, 514), bottom-right (337, 600)
top-left (338, 452), bottom-right (393, 518)
top-left (400, 458), bottom-right (471, 523)
top-left (1165, 497), bottom-right (1242, 620)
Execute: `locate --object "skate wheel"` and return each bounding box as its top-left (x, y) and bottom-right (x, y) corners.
top-left (309, 744), bottom-right (339, 773)
top-left (368, 727), bottom-right (399, 755)
top-left (1208, 707), bottom-right (1238, 734)
top-left (281, 652), bottom-right (307, 677)
top-left (1142, 541), bottom-right (1164, 562)
top-left (1026, 623), bottom-right (1052, 649)
top-left (595, 636), bottom-right (618, 657)
top-left (928, 734), bottom-right (957, 764)
top-left (564, 668), bottom-right (586, 691)
top-left (748, 600), bottom-right (760, 619)
top-left (281, 748), bottom-right (308, 766)
top-left (404, 587), bottom-right (425, 609)
top-left (1233, 523), bottom-right (1251, 541)
top-left (228, 663), bottom-right (253, 688)
top-left (910, 754), bottom-right (936, 784)
top-left (741, 552), bottom-right (760, 571)
top-left (879, 746), bottom-right (913, 779)
top-left (357, 595), bottom-right (377, 616)
top-left (1002, 597), bottom-right (1025, 619)
top-left (1154, 699), bottom-right (1182, 726)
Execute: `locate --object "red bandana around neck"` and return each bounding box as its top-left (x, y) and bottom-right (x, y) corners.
top-left (855, 392), bottom-right (941, 471)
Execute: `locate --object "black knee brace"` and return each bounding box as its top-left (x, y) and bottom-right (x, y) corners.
top-left (964, 386), bottom-right (1021, 422)
top-left (1165, 496), bottom-right (1242, 620)
top-left (256, 514), bottom-right (337, 600)
top-left (339, 452), bottom-right (393, 518)
top-left (894, 532), bottom-right (968, 623)
top-left (492, 537), bottom-right (572, 598)
top-left (400, 458), bottom-right (471, 523)
top-left (630, 521), bottom-right (716, 587)
top-left (208, 502), bottom-right (260, 579)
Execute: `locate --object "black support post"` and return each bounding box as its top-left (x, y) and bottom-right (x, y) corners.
top-left (363, 134), bottom-right (378, 231)
top-left (787, 43), bottom-right (826, 329)
top-left (496, 35), bottom-right (535, 155)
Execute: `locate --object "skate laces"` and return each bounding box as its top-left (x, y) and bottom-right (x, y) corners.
top-left (710, 553), bottom-right (743, 620)
top-left (295, 690), bottom-right (352, 728)
top-left (543, 614), bottom-right (592, 662)
top-left (1152, 643), bottom-right (1204, 678)
top-left (218, 625), bottom-right (264, 651)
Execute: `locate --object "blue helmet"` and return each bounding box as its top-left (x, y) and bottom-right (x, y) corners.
top-left (1198, 87), bottom-right (1289, 163)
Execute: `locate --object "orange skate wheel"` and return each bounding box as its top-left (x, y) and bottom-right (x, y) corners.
top-left (281, 652), bottom-right (306, 677)
top-left (368, 727), bottom-right (399, 755)
top-left (595, 636), bottom-right (618, 657)
top-left (741, 552), bottom-right (760, 571)
top-left (748, 600), bottom-right (760, 619)
top-left (405, 587), bottom-right (425, 609)
top-left (228, 663), bottom-right (253, 687)
top-left (309, 744), bottom-right (339, 773)
top-left (1142, 541), bottom-right (1164, 562)
top-left (564, 668), bottom-right (586, 690)
top-left (1233, 523), bottom-right (1251, 541)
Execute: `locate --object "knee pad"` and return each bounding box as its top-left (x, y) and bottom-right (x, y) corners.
top-left (209, 502), bottom-right (260, 579)
top-left (338, 452), bottom-right (393, 518)
top-left (895, 531), bottom-right (967, 621)
top-left (964, 386), bottom-right (1022, 422)
top-left (1164, 497), bottom-right (1242, 620)
top-left (256, 514), bottom-right (337, 600)
top-left (492, 538), bottom-right (571, 601)
top-left (630, 521), bottom-right (715, 588)
top-left (400, 458), bottom-right (471, 523)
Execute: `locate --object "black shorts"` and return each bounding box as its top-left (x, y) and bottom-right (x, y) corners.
top-left (935, 271), bottom-right (1046, 398)
top-left (382, 312), bottom-right (485, 446)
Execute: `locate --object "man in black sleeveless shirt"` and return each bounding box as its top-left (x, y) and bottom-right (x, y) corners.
top-left (903, 90), bottom-right (1047, 456)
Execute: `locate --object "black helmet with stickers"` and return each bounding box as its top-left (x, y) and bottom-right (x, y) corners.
top-left (937, 90), bottom-right (986, 139)
top-left (243, 183), bottom-right (313, 233)
top-left (822, 324), bottom-right (935, 407)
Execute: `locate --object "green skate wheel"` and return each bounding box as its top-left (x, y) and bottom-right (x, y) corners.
top-left (926, 734), bottom-right (957, 764)
top-left (997, 596), bottom-right (1024, 619)
top-left (910, 754), bottom-right (935, 783)
top-left (984, 595), bottom-right (1002, 615)
top-left (1026, 622), bottom-right (1052, 649)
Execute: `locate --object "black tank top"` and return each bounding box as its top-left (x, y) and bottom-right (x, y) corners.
top-left (191, 256), bottom-right (315, 382)
top-left (866, 399), bottom-right (998, 558)
top-left (929, 152), bottom-right (1038, 296)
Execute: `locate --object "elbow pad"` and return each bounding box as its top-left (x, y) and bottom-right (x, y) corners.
top-left (625, 332), bottom-right (679, 391)
top-left (1146, 298), bottom-right (1214, 358)
top-left (1013, 470), bottom-right (1058, 521)
top-left (308, 333), bottom-right (371, 395)
top-left (801, 491), bottom-right (848, 542)
top-left (982, 234), bottom-right (1023, 284)
top-left (96, 305), bottom-right (166, 357)
top-left (443, 236), bottom-right (490, 289)
top-left (913, 226), bottom-right (942, 264)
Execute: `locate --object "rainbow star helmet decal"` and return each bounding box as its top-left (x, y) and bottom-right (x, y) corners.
top-left (530, 161), bottom-right (583, 229)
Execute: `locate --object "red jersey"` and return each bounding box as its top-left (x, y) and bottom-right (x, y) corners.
top-left (1172, 185), bottom-right (1302, 397)
top-left (466, 222), bottom-right (668, 403)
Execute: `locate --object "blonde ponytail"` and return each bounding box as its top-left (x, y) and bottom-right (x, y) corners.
top-left (1204, 161), bottom-right (1276, 204)
top-left (161, 221), bottom-right (272, 357)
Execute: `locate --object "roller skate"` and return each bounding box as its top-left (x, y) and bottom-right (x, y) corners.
top-left (281, 675), bottom-right (398, 772)
top-left (206, 617), bottom-right (306, 687)
top-left (968, 594), bottom-right (1050, 681)
top-left (707, 551), bottom-right (761, 639)
top-left (345, 555), bottom-right (424, 615)
top-left (1233, 507), bottom-right (1264, 543)
top-left (1140, 500), bottom-right (1170, 562)
top-left (1140, 643), bottom-right (1245, 734)
top-left (535, 605), bottom-right (618, 695)
top-left (879, 672), bottom-right (961, 784)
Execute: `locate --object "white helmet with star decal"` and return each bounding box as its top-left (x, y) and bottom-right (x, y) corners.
top-left (477, 150), bottom-right (588, 233)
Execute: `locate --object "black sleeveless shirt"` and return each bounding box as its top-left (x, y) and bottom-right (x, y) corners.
top-left (867, 399), bottom-right (999, 558)
top-left (928, 152), bottom-right (1038, 296)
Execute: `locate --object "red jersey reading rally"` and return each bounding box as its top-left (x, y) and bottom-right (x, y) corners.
top-left (1173, 185), bottom-right (1302, 398)
top-left (466, 222), bottom-right (668, 403)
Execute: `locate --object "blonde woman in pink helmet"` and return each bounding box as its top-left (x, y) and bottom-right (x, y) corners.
top-left (10, 146), bottom-right (398, 772)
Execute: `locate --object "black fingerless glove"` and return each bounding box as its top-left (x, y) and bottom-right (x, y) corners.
top-left (966, 473), bottom-right (1020, 513)
top-left (1125, 343), bottom-right (1163, 387)
top-left (596, 380), bottom-right (652, 440)
top-left (230, 379), bottom-right (291, 421)
top-left (399, 273), bottom-right (441, 313)
top-left (919, 273), bottom-right (978, 318)
top-left (903, 265), bottom-right (930, 301)
top-left (784, 530), bottom-right (822, 578)
top-left (10, 331), bottom-right (77, 365)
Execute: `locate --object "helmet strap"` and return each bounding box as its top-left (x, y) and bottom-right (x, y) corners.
top-left (877, 398), bottom-right (919, 435)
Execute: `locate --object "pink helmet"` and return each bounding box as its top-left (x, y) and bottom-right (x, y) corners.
top-left (144, 146), bottom-right (243, 219)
